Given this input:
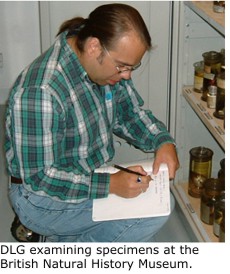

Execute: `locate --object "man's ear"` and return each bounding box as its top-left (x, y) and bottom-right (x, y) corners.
top-left (86, 37), bottom-right (102, 57)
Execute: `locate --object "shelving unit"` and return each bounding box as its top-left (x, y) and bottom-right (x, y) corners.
top-left (185, 1), bottom-right (225, 34)
top-left (183, 86), bottom-right (224, 149)
top-left (173, 86), bottom-right (225, 242)
top-left (171, 1), bottom-right (225, 242)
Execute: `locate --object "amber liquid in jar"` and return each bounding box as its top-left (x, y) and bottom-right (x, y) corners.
top-left (214, 67), bottom-right (225, 119)
top-left (218, 158), bottom-right (225, 186)
top-left (213, 191), bottom-right (225, 237)
top-left (188, 147), bottom-right (213, 198)
top-left (219, 210), bottom-right (225, 242)
top-left (200, 179), bottom-right (223, 225)
top-left (193, 61), bottom-right (204, 93)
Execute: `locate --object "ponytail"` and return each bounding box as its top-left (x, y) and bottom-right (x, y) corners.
top-left (57, 17), bottom-right (85, 36)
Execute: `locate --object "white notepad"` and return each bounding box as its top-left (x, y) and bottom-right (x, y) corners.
top-left (92, 160), bottom-right (170, 221)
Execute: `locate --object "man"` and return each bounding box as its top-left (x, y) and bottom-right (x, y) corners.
top-left (5, 3), bottom-right (179, 242)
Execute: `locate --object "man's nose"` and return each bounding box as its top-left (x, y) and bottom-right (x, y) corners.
top-left (120, 70), bottom-right (132, 80)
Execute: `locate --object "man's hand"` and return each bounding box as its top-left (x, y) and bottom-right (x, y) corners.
top-left (109, 165), bottom-right (151, 198)
top-left (153, 143), bottom-right (180, 179)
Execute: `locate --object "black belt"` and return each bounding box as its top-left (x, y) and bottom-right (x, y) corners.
top-left (11, 176), bottom-right (23, 184)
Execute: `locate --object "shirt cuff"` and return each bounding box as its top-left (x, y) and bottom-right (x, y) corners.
top-left (90, 172), bottom-right (110, 199)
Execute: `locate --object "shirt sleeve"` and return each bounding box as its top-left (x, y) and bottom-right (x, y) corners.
top-left (113, 79), bottom-right (175, 151)
top-left (6, 86), bottom-right (110, 203)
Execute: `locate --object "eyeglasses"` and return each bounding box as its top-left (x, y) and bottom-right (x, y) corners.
top-left (102, 45), bottom-right (141, 74)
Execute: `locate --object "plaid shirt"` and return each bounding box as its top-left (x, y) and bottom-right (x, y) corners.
top-left (5, 32), bottom-right (175, 203)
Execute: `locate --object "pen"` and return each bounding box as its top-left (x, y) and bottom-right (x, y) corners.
top-left (113, 164), bottom-right (143, 176)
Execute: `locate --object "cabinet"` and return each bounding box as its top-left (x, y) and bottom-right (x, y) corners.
top-left (170, 1), bottom-right (225, 242)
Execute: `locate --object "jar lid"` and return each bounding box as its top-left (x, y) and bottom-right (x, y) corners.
top-left (193, 61), bottom-right (204, 67)
top-left (202, 51), bottom-right (221, 61)
top-left (204, 178), bottom-right (224, 191)
top-left (189, 146), bottom-right (213, 160)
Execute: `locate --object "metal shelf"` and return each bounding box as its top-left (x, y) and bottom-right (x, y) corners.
top-left (185, 1), bottom-right (225, 36)
top-left (183, 86), bottom-right (225, 151)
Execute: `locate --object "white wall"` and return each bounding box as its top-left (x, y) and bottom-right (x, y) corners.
top-left (0, 1), bottom-right (41, 104)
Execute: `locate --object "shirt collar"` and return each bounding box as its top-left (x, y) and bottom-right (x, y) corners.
top-left (59, 31), bottom-right (91, 83)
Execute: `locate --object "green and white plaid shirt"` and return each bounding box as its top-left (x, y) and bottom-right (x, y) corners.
top-left (5, 32), bottom-right (175, 203)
